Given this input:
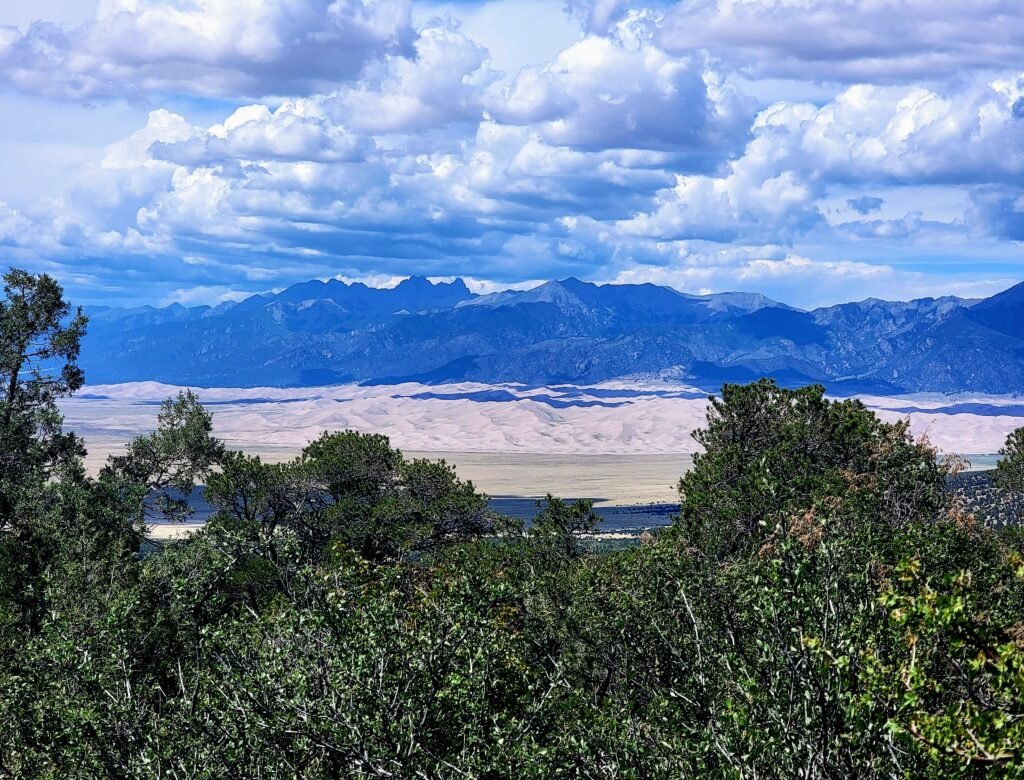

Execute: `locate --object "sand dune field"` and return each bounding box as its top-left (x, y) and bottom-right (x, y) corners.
top-left (61, 381), bottom-right (1024, 513)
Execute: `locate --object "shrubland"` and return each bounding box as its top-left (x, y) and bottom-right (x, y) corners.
top-left (1, 268), bottom-right (1023, 779)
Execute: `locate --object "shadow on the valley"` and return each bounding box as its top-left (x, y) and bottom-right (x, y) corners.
top-left (488, 496), bottom-right (677, 531)
top-left (149, 489), bottom-right (679, 534)
top-left (151, 474), bottom-right (1024, 537)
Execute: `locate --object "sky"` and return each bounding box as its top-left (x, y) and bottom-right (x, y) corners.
top-left (1, 0), bottom-right (1023, 309)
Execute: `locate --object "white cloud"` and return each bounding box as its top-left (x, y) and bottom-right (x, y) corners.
top-left (609, 251), bottom-right (1016, 309)
top-left (160, 285), bottom-right (254, 306)
top-left (0, 201), bottom-right (34, 246)
top-left (151, 101), bottom-right (373, 164)
top-left (453, 276), bottom-right (542, 294)
top-left (0, 0), bottom-right (414, 100)
top-left (421, 120), bottom-right (676, 219)
top-left (3, 1), bottom-right (1024, 306)
top-left (418, 0), bottom-right (580, 79)
top-left (660, 0), bottom-right (1024, 83)
top-left (613, 74), bottom-right (1024, 245)
top-left (58, 109), bottom-right (203, 236)
top-left (619, 166), bottom-right (820, 243)
top-left (490, 16), bottom-right (753, 156)
top-left (751, 78), bottom-right (1024, 184)
top-left (328, 22), bottom-right (496, 133)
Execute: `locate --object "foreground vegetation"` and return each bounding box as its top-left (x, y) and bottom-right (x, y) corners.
top-left (2, 268), bottom-right (1024, 778)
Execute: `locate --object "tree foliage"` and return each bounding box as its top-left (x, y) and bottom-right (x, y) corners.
top-left (676, 379), bottom-right (948, 560)
top-left (871, 550), bottom-right (1024, 773)
top-left (103, 389), bottom-right (225, 527)
top-left (995, 426), bottom-right (1024, 494)
top-left (1, 271), bottom-right (1023, 778)
top-left (205, 431), bottom-right (500, 569)
top-left (0, 268), bottom-right (87, 527)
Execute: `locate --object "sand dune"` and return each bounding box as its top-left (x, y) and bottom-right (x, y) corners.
top-left (60, 381), bottom-right (1024, 529)
top-left (61, 381), bottom-right (1024, 476)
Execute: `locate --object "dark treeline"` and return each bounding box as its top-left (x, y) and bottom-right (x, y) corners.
top-left (2, 267), bottom-right (1024, 778)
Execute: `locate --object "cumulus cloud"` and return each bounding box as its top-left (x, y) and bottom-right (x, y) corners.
top-left (837, 211), bottom-right (933, 240)
top-left (660, 0), bottom-right (1024, 83)
top-left (608, 250), bottom-right (1016, 309)
top-left (328, 22), bottom-right (496, 133)
top-left (0, 0), bottom-right (414, 100)
top-left (420, 120), bottom-right (677, 220)
top-left (160, 285), bottom-right (254, 307)
top-left (151, 102), bottom-right (373, 165)
top-left (749, 78), bottom-right (1024, 184)
top-left (610, 74), bottom-right (1024, 244)
top-left (490, 16), bottom-right (754, 158)
top-left (4, 0), bottom-right (1024, 306)
top-left (61, 109), bottom-right (204, 235)
top-left (617, 165), bottom-right (821, 244)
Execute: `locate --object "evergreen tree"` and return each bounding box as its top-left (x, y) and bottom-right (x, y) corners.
top-left (995, 426), bottom-right (1024, 494)
top-left (0, 268), bottom-right (87, 526)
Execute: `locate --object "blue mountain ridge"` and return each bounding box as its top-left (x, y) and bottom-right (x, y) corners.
top-left (79, 276), bottom-right (1024, 394)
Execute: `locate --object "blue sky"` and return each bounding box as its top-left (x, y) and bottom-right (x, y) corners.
top-left (1, 0), bottom-right (1023, 308)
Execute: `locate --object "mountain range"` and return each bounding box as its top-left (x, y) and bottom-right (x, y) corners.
top-left (80, 276), bottom-right (1024, 394)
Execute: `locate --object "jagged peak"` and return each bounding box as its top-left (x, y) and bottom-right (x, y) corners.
top-left (394, 275), bottom-right (472, 293)
top-left (395, 275), bottom-right (432, 289)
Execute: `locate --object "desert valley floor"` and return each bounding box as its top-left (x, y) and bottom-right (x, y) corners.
top-left (60, 380), bottom-right (1023, 538)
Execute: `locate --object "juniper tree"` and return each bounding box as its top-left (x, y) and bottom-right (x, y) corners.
top-left (994, 426), bottom-right (1024, 494)
top-left (0, 268), bottom-right (87, 526)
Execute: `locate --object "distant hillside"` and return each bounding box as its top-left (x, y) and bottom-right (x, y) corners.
top-left (80, 276), bottom-right (1024, 393)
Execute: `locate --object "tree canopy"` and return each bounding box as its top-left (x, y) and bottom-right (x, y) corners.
top-left (676, 379), bottom-right (948, 559)
top-left (0, 269), bottom-right (1022, 778)
top-left (0, 268), bottom-right (87, 527)
top-left (996, 426), bottom-right (1024, 494)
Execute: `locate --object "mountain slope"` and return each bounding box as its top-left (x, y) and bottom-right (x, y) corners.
top-left (965, 281), bottom-right (1024, 339)
top-left (78, 277), bottom-right (1024, 393)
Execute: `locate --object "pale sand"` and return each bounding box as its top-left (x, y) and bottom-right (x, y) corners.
top-left (146, 523), bottom-right (207, 542)
top-left (405, 451), bottom-right (689, 506)
top-left (62, 381), bottom-right (710, 459)
top-left (82, 442), bottom-right (688, 510)
top-left (141, 451), bottom-right (689, 541)
top-left (63, 380), bottom-right (1023, 459)
top-left (62, 380), bottom-right (1024, 538)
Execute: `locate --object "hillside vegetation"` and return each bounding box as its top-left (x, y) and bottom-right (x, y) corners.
top-left (3, 268), bottom-right (1024, 778)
